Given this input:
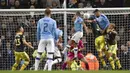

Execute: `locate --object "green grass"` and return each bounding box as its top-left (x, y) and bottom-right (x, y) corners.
top-left (0, 70), bottom-right (129, 73)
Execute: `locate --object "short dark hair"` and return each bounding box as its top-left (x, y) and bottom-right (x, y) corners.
top-left (76, 11), bottom-right (81, 16)
top-left (93, 9), bottom-right (100, 13)
top-left (16, 25), bottom-right (22, 32)
top-left (45, 8), bottom-right (51, 16)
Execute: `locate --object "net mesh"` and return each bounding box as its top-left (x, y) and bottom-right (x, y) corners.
top-left (0, 9), bottom-right (130, 70)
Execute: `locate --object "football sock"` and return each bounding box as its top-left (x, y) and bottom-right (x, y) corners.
top-left (108, 57), bottom-right (115, 70)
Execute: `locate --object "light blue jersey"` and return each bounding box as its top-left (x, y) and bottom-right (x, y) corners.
top-left (55, 28), bottom-right (63, 43)
top-left (37, 16), bottom-right (57, 41)
top-left (95, 14), bottom-right (110, 30)
top-left (74, 17), bottom-right (83, 32)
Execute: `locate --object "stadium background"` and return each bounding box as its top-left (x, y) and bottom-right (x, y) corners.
top-left (0, 0), bottom-right (130, 70)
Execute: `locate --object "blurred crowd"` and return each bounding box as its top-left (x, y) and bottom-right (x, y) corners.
top-left (0, 0), bottom-right (130, 9)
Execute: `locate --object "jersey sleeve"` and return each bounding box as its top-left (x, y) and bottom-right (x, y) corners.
top-left (79, 18), bottom-right (83, 24)
top-left (22, 35), bottom-right (26, 40)
top-left (103, 16), bottom-right (109, 26)
top-left (96, 16), bottom-right (103, 22)
top-left (59, 30), bottom-right (63, 37)
top-left (37, 20), bottom-right (41, 41)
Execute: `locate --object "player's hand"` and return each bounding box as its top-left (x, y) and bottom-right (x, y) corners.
top-left (31, 46), bottom-right (34, 50)
top-left (72, 15), bottom-right (76, 21)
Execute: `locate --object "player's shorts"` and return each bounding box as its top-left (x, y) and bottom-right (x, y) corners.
top-left (108, 44), bottom-right (117, 55)
top-left (54, 47), bottom-right (61, 57)
top-left (38, 38), bottom-right (55, 53)
top-left (71, 31), bottom-right (83, 43)
top-left (95, 35), bottom-right (106, 52)
top-left (14, 51), bottom-right (30, 62)
top-left (68, 52), bottom-right (84, 60)
top-left (38, 38), bottom-right (55, 58)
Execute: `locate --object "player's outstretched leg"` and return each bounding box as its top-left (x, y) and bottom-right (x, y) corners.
top-left (20, 52), bottom-right (30, 71)
top-left (52, 47), bottom-right (62, 65)
top-left (52, 57), bottom-right (62, 65)
top-left (62, 57), bottom-right (72, 70)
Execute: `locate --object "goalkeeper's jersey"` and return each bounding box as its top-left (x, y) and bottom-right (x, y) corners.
top-left (14, 33), bottom-right (25, 52)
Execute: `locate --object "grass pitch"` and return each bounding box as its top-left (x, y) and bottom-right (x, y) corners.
top-left (0, 70), bottom-right (129, 73)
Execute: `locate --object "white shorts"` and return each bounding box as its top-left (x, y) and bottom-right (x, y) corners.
top-left (54, 47), bottom-right (61, 57)
top-left (71, 31), bottom-right (83, 43)
top-left (37, 39), bottom-right (55, 53)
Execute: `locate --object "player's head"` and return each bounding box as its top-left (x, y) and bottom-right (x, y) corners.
top-left (45, 7), bottom-right (51, 16)
top-left (16, 26), bottom-right (24, 33)
top-left (93, 9), bottom-right (100, 17)
top-left (108, 23), bottom-right (115, 29)
top-left (76, 11), bottom-right (81, 17)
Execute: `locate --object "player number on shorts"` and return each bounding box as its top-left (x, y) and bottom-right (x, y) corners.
top-left (44, 23), bottom-right (48, 32)
top-left (15, 39), bottom-right (21, 46)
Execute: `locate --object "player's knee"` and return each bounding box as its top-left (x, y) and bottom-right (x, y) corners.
top-left (15, 60), bottom-right (21, 65)
top-left (57, 57), bottom-right (62, 63)
top-left (13, 63), bottom-right (18, 68)
top-left (115, 57), bottom-right (119, 61)
top-left (24, 60), bottom-right (30, 66)
top-left (36, 52), bottom-right (42, 60)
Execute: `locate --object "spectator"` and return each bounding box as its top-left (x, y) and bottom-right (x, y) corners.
top-left (38, 0), bottom-right (47, 8)
top-left (78, 3), bottom-right (84, 8)
top-left (126, 41), bottom-right (130, 52)
top-left (92, 0), bottom-right (100, 8)
top-left (28, 0), bottom-right (38, 8)
top-left (52, 1), bottom-right (60, 8)
top-left (0, 0), bottom-right (9, 9)
top-left (120, 45), bottom-right (130, 70)
top-left (46, 0), bottom-right (60, 8)
top-left (85, 1), bottom-right (92, 8)
top-left (67, 0), bottom-right (78, 8)
top-left (9, 0), bottom-right (15, 9)
top-left (30, 5), bottom-right (35, 9)
top-left (20, 0), bottom-right (30, 8)
top-left (53, 0), bottom-right (60, 7)
top-left (124, 0), bottom-right (130, 7)
top-left (98, 0), bottom-right (108, 7)
top-left (14, 0), bottom-right (21, 9)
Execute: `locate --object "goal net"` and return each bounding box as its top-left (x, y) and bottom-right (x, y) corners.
top-left (0, 8), bottom-right (130, 70)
